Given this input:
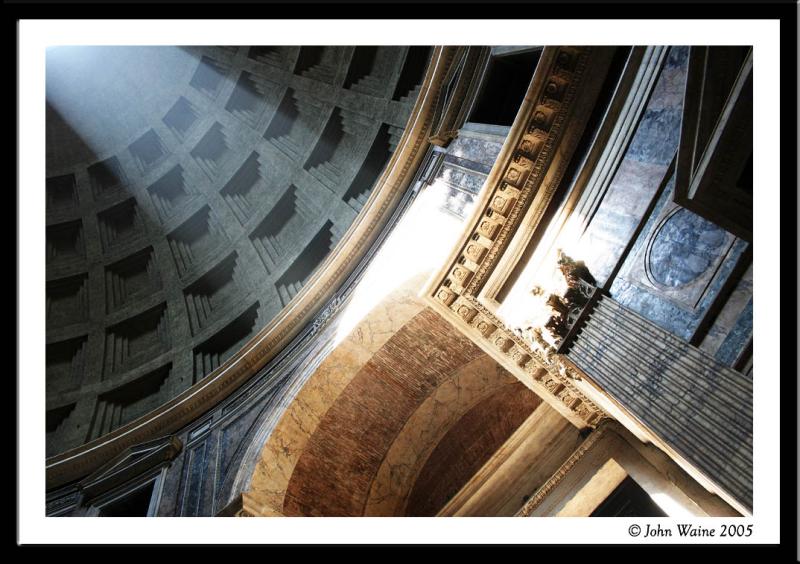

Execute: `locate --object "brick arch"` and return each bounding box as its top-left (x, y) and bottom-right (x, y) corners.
top-left (244, 274), bottom-right (542, 517)
top-left (282, 307), bottom-right (485, 516)
top-left (404, 380), bottom-right (541, 516)
top-left (363, 355), bottom-right (518, 516)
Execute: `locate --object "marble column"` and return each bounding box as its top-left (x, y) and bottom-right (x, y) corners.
top-left (564, 295), bottom-right (752, 510)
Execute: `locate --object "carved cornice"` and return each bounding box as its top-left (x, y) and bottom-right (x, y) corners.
top-left (468, 48), bottom-right (592, 295)
top-left (78, 435), bottom-right (182, 502)
top-left (455, 295), bottom-right (604, 427)
top-left (425, 47), bottom-right (616, 428)
top-left (46, 47), bottom-right (462, 490)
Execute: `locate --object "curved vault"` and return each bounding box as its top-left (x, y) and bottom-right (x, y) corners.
top-left (245, 272), bottom-right (543, 516)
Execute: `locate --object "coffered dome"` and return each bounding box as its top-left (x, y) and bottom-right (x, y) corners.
top-left (45, 45), bottom-right (431, 457)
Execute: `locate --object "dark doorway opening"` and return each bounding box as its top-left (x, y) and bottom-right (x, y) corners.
top-left (469, 49), bottom-right (542, 127)
top-left (591, 476), bottom-right (667, 517)
top-left (98, 481), bottom-right (156, 517)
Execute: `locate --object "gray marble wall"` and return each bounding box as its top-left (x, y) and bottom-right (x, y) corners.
top-left (610, 177), bottom-right (750, 344)
top-left (434, 123), bottom-right (508, 219)
top-left (580, 47), bottom-right (690, 286)
top-left (576, 46), bottom-right (752, 369)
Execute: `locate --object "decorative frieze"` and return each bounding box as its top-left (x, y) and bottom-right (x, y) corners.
top-left (453, 300), bottom-right (478, 324)
top-left (473, 318), bottom-right (496, 339)
top-left (457, 295), bottom-right (605, 427)
top-left (434, 285), bottom-right (458, 308)
top-left (476, 215), bottom-right (501, 240)
top-left (516, 421), bottom-right (610, 516)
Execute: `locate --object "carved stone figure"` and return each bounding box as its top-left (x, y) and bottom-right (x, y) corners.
top-left (542, 251), bottom-right (597, 343)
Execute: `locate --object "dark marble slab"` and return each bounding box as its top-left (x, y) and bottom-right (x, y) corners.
top-left (625, 107), bottom-right (683, 166)
top-left (580, 47), bottom-right (690, 285)
top-left (180, 439), bottom-right (209, 516)
top-left (611, 235), bottom-right (748, 342)
top-left (715, 298), bottom-right (753, 368)
top-left (584, 160), bottom-right (669, 283)
top-left (621, 47), bottom-right (688, 167)
top-left (648, 208), bottom-right (729, 287)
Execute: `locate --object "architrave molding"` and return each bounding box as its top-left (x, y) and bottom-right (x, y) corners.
top-left (516, 419), bottom-right (612, 516)
top-left (516, 419), bottom-right (740, 517)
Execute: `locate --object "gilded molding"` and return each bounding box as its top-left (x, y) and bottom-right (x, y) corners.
top-left (46, 47), bottom-right (463, 490)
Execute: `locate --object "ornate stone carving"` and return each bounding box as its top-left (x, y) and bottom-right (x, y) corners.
top-left (544, 77), bottom-right (568, 102)
top-left (555, 47), bottom-right (580, 71)
top-left (460, 48), bottom-right (595, 295)
top-left (478, 218), bottom-right (500, 240)
top-left (503, 166), bottom-right (529, 189)
top-left (516, 420), bottom-right (611, 516)
top-left (474, 318), bottom-right (497, 338)
top-left (529, 106), bottom-right (556, 133)
top-left (435, 287), bottom-right (457, 307)
top-left (541, 252), bottom-right (597, 344)
top-left (517, 135), bottom-right (543, 161)
top-left (464, 242), bottom-right (487, 263)
top-left (511, 348), bottom-right (531, 368)
top-left (462, 296), bottom-right (605, 426)
top-left (573, 403), bottom-right (593, 421)
top-left (493, 335), bottom-right (513, 352)
top-left (455, 302), bottom-right (477, 323)
top-left (425, 47), bottom-right (615, 429)
top-left (450, 264), bottom-right (472, 285)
